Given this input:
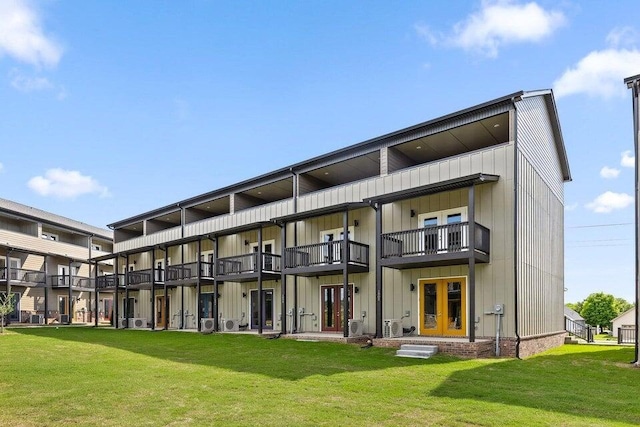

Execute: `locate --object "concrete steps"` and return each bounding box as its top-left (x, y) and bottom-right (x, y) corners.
top-left (396, 344), bottom-right (438, 359)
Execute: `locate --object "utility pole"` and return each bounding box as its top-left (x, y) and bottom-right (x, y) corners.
top-left (624, 74), bottom-right (640, 366)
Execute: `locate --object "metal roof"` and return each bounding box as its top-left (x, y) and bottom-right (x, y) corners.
top-left (0, 198), bottom-right (113, 240)
top-left (109, 90), bottom-right (571, 228)
top-left (363, 174), bottom-right (500, 205)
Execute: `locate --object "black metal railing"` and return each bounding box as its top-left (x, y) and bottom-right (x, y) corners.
top-left (0, 267), bottom-right (46, 284)
top-left (128, 269), bottom-right (153, 285)
top-left (618, 327), bottom-right (635, 344)
top-left (200, 261), bottom-right (215, 278)
top-left (96, 274), bottom-right (125, 290)
top-left (381, 222), bottom-right (490, 258)
top-left (217, 253), bottom-right (282, 276)
top-left (565, 318), bottom-right (594, 343)
top-left (284, 240), bottom-right (369, 269)
top-left (167, 263), bottom-right (197, 281)
top-left (49, 275), bottom-right (93, 289)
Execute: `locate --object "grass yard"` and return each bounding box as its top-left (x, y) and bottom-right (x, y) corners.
top-left (0, 327), bottom-right (639, 426)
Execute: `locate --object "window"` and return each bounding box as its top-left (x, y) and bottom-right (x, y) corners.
top-left (417, 207), bottom-right (468, 253)
top-left (92, 244), bottom-right (102, 251)
top-left (41, 232), bottom-right (59, 241)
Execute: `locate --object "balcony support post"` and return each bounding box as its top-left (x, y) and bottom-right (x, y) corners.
top-left (180, 245), bottom-right (184, 330)
top-left (468, 185), bottom-right (476, 343)
top-left (196, 240), bottom-right (202, 332)
top-left (114, 256), bottom-right (119, 329)
top-left (375, 203), bottom-right (383, 338)
top-left (280, 224), bottom-right (287, 335)
top-left (125, 254), bottom-right (130, 328)
top-left (164, 250), bottom-right (169, 330)
top-left (213, 238), bottom-right (219, 332)
top-left (150, 249), bottom-right (156, 331)
top-left (94, 260), bottom-right (99, 327)
top-left (5, 251), bottom-right (10, 307)
top-left (342, 209), bottom-right (349, 338)
top-left (44, 254), bottom-right (49, 326)
top-left (258, 227), bottom-right (263, 335)
top-left (67, 260), bottom-right (72, 325)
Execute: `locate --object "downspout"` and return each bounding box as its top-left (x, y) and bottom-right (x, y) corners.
top-left (512, 97), bottom-right (521, 359)
top-left (291, 167), bottom-right (298, 333)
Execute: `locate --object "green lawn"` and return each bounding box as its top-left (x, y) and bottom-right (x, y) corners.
top-left (0, 327), bottom-right (638, 426)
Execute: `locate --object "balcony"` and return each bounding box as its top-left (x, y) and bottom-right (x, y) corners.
top-left (96, 274), bottom-right (125, 291)
top-left (380, 222), bottom-right (490, 269)
top-left (216, 253), bottom-right (281, 283)
top-left (0, 267), bottom-right (46, 285)
top-left (50, 275), bottom-right (94, 291)
top-left (283, 240), bottom-right (369, 277)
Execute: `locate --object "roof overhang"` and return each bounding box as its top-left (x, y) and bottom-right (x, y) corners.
top-left (272, 202), bottom-right (371, 224)
top-left (363, 173), bottom-right (499, 206)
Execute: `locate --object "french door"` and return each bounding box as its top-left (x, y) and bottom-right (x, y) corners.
top-left (250, 289), bottom-right (273, 329)
top-left (156, 295), bottom-right (169, 327)
top-left (320, 284), bottom-right (353, 332)
top-left (419, 278), bottom-right (466, 336)
top-left (418, 208), bottom-right (468, 253)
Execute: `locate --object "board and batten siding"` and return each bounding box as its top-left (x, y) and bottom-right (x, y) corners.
top-left (515, 95), bottom-right (565, 338)
top-left (0, 229), bottom-right (91, 260)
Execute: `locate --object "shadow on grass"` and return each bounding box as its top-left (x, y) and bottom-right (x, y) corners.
top-left (431, 345), bottom-right (640, 425)
top-left (10, 326), bottom-right (453, 381)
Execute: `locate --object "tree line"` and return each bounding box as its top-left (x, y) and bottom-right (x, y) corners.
top-left (566, 292), bottom-right (634, 332)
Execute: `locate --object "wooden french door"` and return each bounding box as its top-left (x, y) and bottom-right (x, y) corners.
top-left (320, 284), bottom-right (353, 332)
top-left (156, 295), bottom-right (169, 327)
top-left (419, 278), bottom-right (466, 336)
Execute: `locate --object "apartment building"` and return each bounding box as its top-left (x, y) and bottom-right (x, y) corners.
top-left (101, 90), bottom-right (570, 357)
top-left (0, 198), bottom-right (113, 325)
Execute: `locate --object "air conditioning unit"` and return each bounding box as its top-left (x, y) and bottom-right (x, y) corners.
top-left (59, 314), bottom-right (69, 324)
top-left (383, 319), bottom-right (403, 338)
top-left (131, 318), bottom-right (146, 329)
top-left (118, 318), bottom-right (127, 328)
top-left (201, 318), bottom-right (216, 333)
top-left (222, 318), bottom-right (239, 332)
top-left (348, 319), bottom-right (364, 337)
top-left (30, 314), bottom-right (44, 325)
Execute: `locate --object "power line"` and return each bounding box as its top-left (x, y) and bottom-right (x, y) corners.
top-left (568, 222), bottom-right (633, 229)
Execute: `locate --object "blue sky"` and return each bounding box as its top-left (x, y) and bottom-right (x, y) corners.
top-left (1, 0), bottom-right (639, 304)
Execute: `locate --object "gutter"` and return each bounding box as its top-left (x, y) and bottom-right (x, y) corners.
top-left (512, 96), bottom-right (521, 359)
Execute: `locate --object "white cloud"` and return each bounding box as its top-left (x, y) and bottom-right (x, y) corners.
top-left (585, 191), bottom-right (634, 213)
top-left (0, 162), bottom-right (4, 173)
top-left (621, 150), bottom-right (635, 168)
top-left (606, 27), bottom-right (639, 49)
top-left (554, 49), bottom-right (640, 98)
top-left (564, 202), bottom-right (578, 211)
top-left (9, 68), bottom-right (52, 91)
top-left (417, 1), bottom-right (566, 58)
top-left (27, 169), bottom-right (110, 199)
top-left (0, 0), bottom-right (63, 68)
top-left (600, 166), bottom-right (620, 179)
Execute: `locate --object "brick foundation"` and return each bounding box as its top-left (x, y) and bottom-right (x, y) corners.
top-left (517, 331), bottom-right (566, 358)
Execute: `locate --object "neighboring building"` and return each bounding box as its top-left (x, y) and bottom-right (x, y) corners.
top-left (0, 198), bottom-right (113, 325)
top-left (564, 306), bottom-right (584, 327)
top-left (101, 90), bottom-right (570, 358)
top-left (612, 308), bottom-right (635, 338)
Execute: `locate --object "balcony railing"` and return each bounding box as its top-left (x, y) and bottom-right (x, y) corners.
top-left (217, 253), bottom-right (282, 276)
top-left (96, 274), bottom-right (125, 290)
top-left (128, 269), bottom-right (153, 285)
top-left (618, 327), bottom-right (635, 344)
top-left (284, 240), bottom-right (369, 269)
top-left (381, 222), bottom-right (490, 259)
top-left (0, 267), bottom-right (46, 284)
top-left (50, 275), bottom-right (93, 289)
top-left (167, 263), bottom-right (197, 281)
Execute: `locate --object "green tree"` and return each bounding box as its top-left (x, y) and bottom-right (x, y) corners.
top-left (566, 301), bottom-right (584, 314)
top-left (613, 297), bottom-right (633, 315)
top-left (581, 292), bottom-right (617, 332)
top-left (0, 293), bottom-right (15, 334)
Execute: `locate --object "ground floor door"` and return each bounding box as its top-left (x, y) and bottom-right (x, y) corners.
top-left (419, 277), bottom-right (466, 336)
top-left (156, 295), bottom-right (169, 327)
top-left (1, 291), bottom-right (20, 321)
top-left (320, 284), bottom-right (353, 332)
top-left (58, 295), bottom-right (73, 323)
top-left (200, 293), bottom-right (214, 319)
top-left (103, 298), bottom-right (113, 321)
top-left (250, 289), bottom-right (273, 330)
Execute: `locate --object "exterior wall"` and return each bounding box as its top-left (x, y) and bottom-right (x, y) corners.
top-left (612, 309), bottom-right (635, 336)
top-left (0, 229), bottom-right (92, 260)
top-left (515, 96), bottom-right (565, 340)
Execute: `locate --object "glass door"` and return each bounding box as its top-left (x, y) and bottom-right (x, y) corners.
top-left (250, 289), bottom-right (274, 330)
top-left (320, 284), bottom-right (353, 332)
top-left (419, 278), bottom-right (466, 336)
